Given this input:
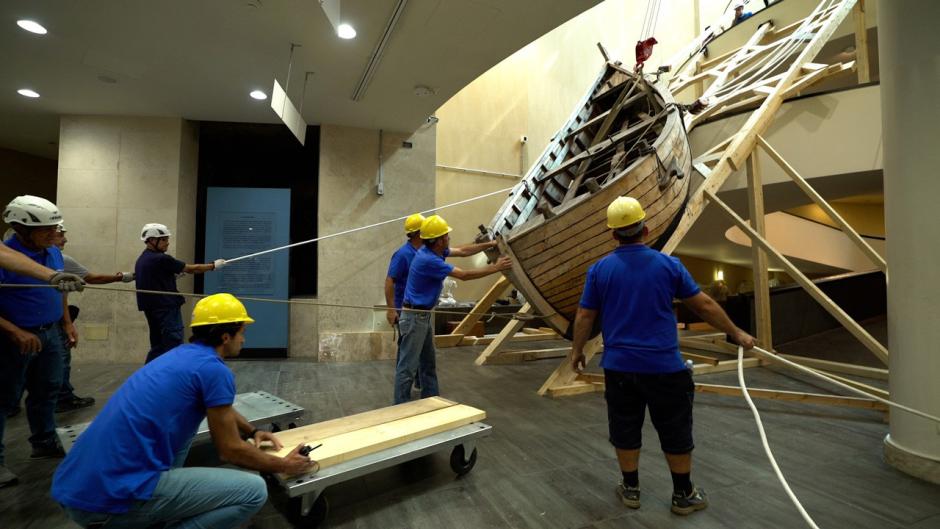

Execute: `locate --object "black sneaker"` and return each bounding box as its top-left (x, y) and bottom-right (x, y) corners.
top-left (6, 405), bottom-right (21, 419)
top-left (671, 486), bottom-right (708, 515)
top-left (616, 482), bottom-right (641, 509)
top-left (30, 444), bottom-right (65, 460)
top-left (56, 396), bottom-right (96, 413)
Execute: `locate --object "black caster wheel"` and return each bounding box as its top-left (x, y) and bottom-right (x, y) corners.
top-left (271, 422), bottom-right (282, 433)
top-left (449, 445), bottom-right (478, 476)
top-left (288, 494), bottom-right (328, 528)
top-left (288, 422), bottom-right (298, 429)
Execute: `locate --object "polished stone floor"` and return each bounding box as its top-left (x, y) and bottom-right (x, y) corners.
top-left (2, 318), bottom-right (939, 528)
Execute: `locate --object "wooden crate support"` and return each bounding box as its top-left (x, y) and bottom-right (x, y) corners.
top-left (486, 347), bottom-right (570, 365)
top-left (538, 336), bottom-right (603, 396)
top-left (853, 0), bottom-right (870, 83)
top-left (694, 383), bottom-right (887, 412)
top-left (449, 276), bottom-right (511, 337)
top-left (473, 303), bottom-right (531, 365)
top-left (746, 153), bottom-right (773, 350)
top-left (776, 354), bottom-right (888, 380)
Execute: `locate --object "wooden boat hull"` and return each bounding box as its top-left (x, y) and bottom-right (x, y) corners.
top-left (488, 64), bottom-right (692, 337)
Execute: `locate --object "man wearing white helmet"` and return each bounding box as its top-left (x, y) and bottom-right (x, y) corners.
top-left (0, 195), bottom-right (84, 488)
top-left (135, 223), bottom-right (225, 363)
top-left (732, 1), bottom-right (753, 25)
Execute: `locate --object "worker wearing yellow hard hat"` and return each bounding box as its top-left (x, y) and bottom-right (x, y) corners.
top-left (394, 213), bottom-right (512, 404)
top-left (569, 196), bottom-right (754, 515)
top-left (385, 213), bottom-right (429, 390)
top-left (52, 291), bottom-right (317, 527)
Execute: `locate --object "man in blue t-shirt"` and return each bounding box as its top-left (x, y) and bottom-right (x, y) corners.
top-left (52, 293), bottom-right (317, 528)
top-left (394, 214), bottom-right (512, 404)
top-left (386, 213), bottom-right (427, 389)
top-left (570, 197), bottom-right (754, 516)
top-left (0, 195), bottom-right (83, 489)
top-left (135, 222), bottom-right (224, 363)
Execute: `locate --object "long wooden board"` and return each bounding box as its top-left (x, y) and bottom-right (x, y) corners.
top-left (271, 401), bottom-right (486, 474)
top-left (694, 383), bottom-right (887, 411)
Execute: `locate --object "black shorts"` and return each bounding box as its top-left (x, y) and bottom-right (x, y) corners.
top-left (604, 368), bottom-right (695, 454)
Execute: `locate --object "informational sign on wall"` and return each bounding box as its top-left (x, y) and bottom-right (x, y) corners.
top-left (204, 188), bottom-right (290, 350)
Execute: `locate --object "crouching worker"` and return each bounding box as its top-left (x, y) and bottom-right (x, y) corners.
top-left (51, 293), bottom-right (317, 528)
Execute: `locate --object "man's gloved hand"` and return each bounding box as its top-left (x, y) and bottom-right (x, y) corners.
top-left (213, 259), bottom-right (227, 270)
top-left (49, 272), bottom-right (85, 292)
top-left (121, 272), bottom-right (135, 283)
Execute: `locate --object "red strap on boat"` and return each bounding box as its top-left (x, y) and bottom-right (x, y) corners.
top-left (635, 37), bottom-right (658, 72)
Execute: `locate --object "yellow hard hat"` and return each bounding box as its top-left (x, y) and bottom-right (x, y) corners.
top-left (607, 196), bottom-right (646, 229)
top-left (404, 213), bottom-right (426, 234)
top-left (191, 293), bottom-right (255, 328)
top-left (420, 214), bottom-right (453, 239)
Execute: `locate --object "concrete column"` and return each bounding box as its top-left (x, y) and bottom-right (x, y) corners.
top-left (879, 1), bottom-right (940, 484)
top-left (56, 116), bottom-right (198, 363)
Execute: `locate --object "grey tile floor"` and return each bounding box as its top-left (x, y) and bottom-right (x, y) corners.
top-left (2, 319), bottom-right (939, 528)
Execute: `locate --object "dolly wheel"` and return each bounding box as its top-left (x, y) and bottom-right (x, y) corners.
top-left (288, 494), bottom-right (328, 528)
top-left (449, 445), bottom-right (478, 476)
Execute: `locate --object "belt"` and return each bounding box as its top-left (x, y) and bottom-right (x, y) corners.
top-left (403, 303), bottom-right (434, 311)
top-left (21, 322), bottom-right (58, 333)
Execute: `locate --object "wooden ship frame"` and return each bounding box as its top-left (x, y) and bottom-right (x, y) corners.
top-left (438, 0), bottom-right (888, 413)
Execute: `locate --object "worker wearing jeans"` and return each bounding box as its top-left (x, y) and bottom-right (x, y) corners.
top-left (394, 215), bottom-right (510, 404)
top-left (53, 294), bottom-right (318, 528)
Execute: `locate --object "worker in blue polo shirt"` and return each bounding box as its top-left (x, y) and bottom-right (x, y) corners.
top-left (52, 293), bottom-right (317, 528)
top-left (0, 195), bottom-right (85, 489)
top-left (394, 214), bottom-right (511, 404)
top-left (386, 213), bottom-right (427, 389)
top-left (135, 222), bottom-right (225, 363)
top-left (569, 197), bottom-right (755, 516)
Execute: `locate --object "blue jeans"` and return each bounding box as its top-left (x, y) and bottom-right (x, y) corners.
top-left (394, 311), bottom-right (440, 404)
top-left (144, 308), bottom-right (184, 364)
top-left (63, 434), bottom-right (266, 528)
top-left (0, 324), bottom-right (65, 464)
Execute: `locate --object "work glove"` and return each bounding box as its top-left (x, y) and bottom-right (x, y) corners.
top-left (121, 272), bottom-right (135, 283)
top-left (213, 259), bottom-right (227, 270)
top-left (49, 272), bottom-right (85, 292)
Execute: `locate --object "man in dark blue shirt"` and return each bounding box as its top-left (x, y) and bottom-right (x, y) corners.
top-left (0, 195), bottom-right (83, 488)
top-left (135, 222), bottom-right (224, 363)
top-left (386, 213), bottom-right (426, 388)
top-left (570, 197), bottom-right (754, 516)
top-left (52, 293), bottom-right (316, 528)
top-left (394, 214), bottom-right (511, 404)
top-left (733, 1), bottom-right (753, 25)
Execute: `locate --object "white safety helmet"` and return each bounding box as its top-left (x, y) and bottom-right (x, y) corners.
top-left (140, 223), bottom-right (172, 241)
top-left (733, 1), bottom-right (745, 9)
top-left (3, 195), bottom-right (63, 227)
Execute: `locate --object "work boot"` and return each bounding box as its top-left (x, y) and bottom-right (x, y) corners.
top-left (671, 486), bottom-right (708, 515)
top-left (616, 482), bottom-right (641, 509)
top-left (0, 466), bottom-right (18, 488)
top-left (6, 405), bottom-right (21, 418)
top-left (56, 395), bottom-right (95, 413)
top-left (30, 443), bottom-right (65, 460)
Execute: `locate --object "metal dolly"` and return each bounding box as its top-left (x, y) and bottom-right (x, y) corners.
top-left (275, 421), bottom-right (493, 527)
top-left (56, 390), bottom-right (305, 453)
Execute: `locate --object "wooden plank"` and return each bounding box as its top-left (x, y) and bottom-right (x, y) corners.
top-left (435, 334), bottom-right (466, 348)
top-left (680, 350), bottom-right (721, 365)
top-left (450, 276), bottom-right (510, 336)
top-left (538, 335), bottom-right (603, 396)
top-left (547, 381), bottom-right (604, 398)
top-left (680, 337), bottom-right (738, 355)
top-left (757, 135), bottom-right (886, 273)
top-left (270, 397), bottom-right (457, 454)
top-left (694, 383), bottom-right (887, 411)
top-left (706, 189), bottom-right (889, 365)
top-left (485, 347), bottom-right (570, 365)
top-left (271, 403), bottom-right (486, 472)
top-left (812, 370), bottom-right (888, 399)
top-left (746, 153), bottom-right (773, 349)
top-left (463, 331), bottom-right (557, 347)
top-left (853, 0), bottom-right (870, 83)
top-left (474, 303), bottom-right (531, 365)
top-left (777, 354), bottom-right (888, 381)
top-left (693, 357), bottom-right (761, 375)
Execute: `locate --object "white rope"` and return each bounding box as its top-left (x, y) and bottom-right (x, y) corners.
top-left (224, 185), bottom-right (514, 264)
top-left (737, 345), bottom-right (822, 529)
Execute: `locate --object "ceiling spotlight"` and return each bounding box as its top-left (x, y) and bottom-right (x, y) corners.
top-left (337, 23), bottom-right (356, 39)
top-left (17, 89), bottom-right (40, 98)
top-left (249, 90), bottom-right (267, 100)
top-left (16, 20), bottom-right (48, 35)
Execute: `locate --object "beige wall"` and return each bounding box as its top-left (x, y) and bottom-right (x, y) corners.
top-left (314, 123), bottom-right (436, 359)
top-left (787, 200), bottom-right (885, 238)
top-left (436, 0), bottom-right (699, 302)
top-left (56, 116), bottom-right (197, 363)
top-left (0, 147), bottom-right (58, 232)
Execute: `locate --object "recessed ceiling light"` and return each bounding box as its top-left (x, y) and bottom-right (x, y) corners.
top-left (17, 89), bottom-right (40, 98)
top-left (337, 23), bottom-right (356, 39)
top-left (16, 20), bottom-right (47, 35)
top-left (249, 90), bottom-right (267, 100)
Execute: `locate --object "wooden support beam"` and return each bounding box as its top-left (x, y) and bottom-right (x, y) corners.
top-left (435, 334), bottom-right (465, 348)
top-left (546, 381), bottom-right (604, 398)
top-left (746, 153), bottom-right (773, 350)
top-left (693, 357), bottom-right (761, 375)
top-left (473, 303), bottom-right (531, 365)
top-left (705, 189), bottom-right (889, 365)
top-left (776, 354), bottom-right (888, 380)
top-left (449, 276), bottom-right (510, 336)
top-left (538, 336), bottom-right (602, 396)
top-left (694, 383), bottom-right (888, 411)
top-left (485, 347), bottom-right (570, 365)
top-left (462, 331), bottom-right (558, 347)
top-left (813, 370), bottom-right (889, 400)
top-left (853, 0), bottom-right (870, 83)
top-left (757, 135), bottom-right (886, 273)
top-left (680, 351), bottom-right (720, 365)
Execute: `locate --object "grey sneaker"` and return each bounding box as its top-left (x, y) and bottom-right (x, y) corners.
top-left (616, 482), bottom-right (641, 509)
top-left (0, 465), bottom-right (18, 488)
top-left (671, 486), bottom-right (708, 515)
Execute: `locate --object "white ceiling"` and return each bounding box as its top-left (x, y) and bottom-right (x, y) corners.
top-left (0, 0), bottom-right (602, 158)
